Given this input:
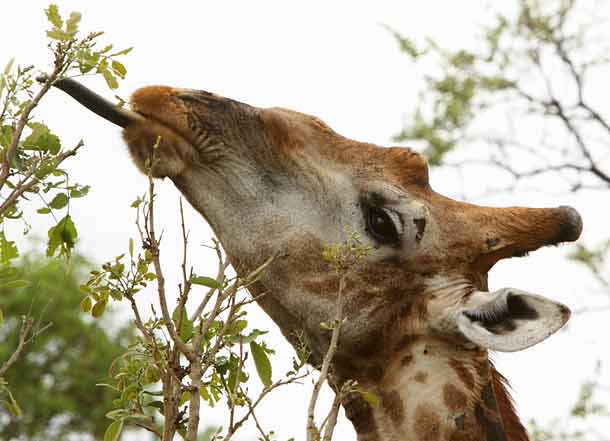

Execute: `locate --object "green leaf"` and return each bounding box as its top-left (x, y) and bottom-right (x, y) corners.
top-left (172, 306), bottom-right (193, 342)
top-left (111, 60), bottom-right (127, 79)
top-left (249, 342), bottom-right (272, 387)
top-left (34, 162), bottom-right (56, 180)
top-left (105, 409), bottom-right (126, 420)
top-left (101, 68), bottom-right (119, 90)
top-left (65, 11), bottom-right (81, 36)
top-left (191, 275), bottom-right (222, 289)
top-left (110, 47), bottom-right (133, 57)
top-left (1, 388), bottom-right (22, 418)
top-left (23, 122), bottom-right (61, 154)
top-left (0, 280), bottom-right (29, 290)
top-left (46, 215), bottom-right (78, 258)
top-left (69, 185), bottom-right (90, 198)
top-left (3, 58), bottom-right (14, 76)
top-left (146, 400), bottom-right (164, 413)
top-left (0, 59), bottom-right (12, 97)
top-left (45, 4), bottom-right (63, 29)
top-left (77, 49), bottom-right (100, 74)
top-left (91, 300), bottom-right (107, 318)
top-left (37, 207), bottom-right (52, 214)
top-left (200, 386), bottom-right (212, 405)
top-left (0, 232), bottom-right (18, 265)
top-left (0, 125), bottom-right (13, 148)
top-left (0, 266), bottom-right (17, 279)
top-left (242, 329), bottom-right (268, 344)
top-left (46, 29), bottom-right (69, 41)
top-left (7, 399), bottom-right (22, 418)
top-left (215, 356), bottom-right (230, 375)
top-left (49, 193), bottom-right (69, 210)
top-left (384, 26), bottom-right (421, 59)
top-left (80, 296), bottom-right (92, 313)
top-left (227, 354), bottom-right (239, 392)
top-left (109, 290), bottom-right (122, 301)
top-left (145, 365), bottom-right (161, 384)
top-left (0, 308), bottom-right (3, 327)
top-left (179, 391), bottom-right (190, 406)
top-left (103, 420), bottom-right (124, 441)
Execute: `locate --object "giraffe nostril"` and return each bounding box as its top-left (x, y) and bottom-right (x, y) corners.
top-left (414, 217), bottom-right (426, 243)
top-left (555, 205), bottom-right (583, 243)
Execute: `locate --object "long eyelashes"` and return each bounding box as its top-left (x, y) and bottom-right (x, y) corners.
top-left (464, 295), bottom-right (510, 325)
top-left (364, 205), bottom-right (402, 245)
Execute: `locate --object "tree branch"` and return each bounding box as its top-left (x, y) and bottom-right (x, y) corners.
top-left (0, 316), bottom-right (34, 377)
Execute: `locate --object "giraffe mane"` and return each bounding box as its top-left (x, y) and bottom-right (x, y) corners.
top-left (490, 361), bottom-right (530, 441)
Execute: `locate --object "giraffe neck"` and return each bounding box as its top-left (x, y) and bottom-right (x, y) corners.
top-left (342, 337), bottom-right (529, 441)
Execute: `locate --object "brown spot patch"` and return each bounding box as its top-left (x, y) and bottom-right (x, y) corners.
top-left (381, 390), bottom-right (405, 427)
top-left (414, 371), bottom-right (428, 384)
top-left (401, 354), bottom-right (414, 366)
top-left (443, 383), bottom-right (468, 412)
top-left (449, 358), bottom-right (475, 390)
top-left (414, 404), bottom-right (441, 441)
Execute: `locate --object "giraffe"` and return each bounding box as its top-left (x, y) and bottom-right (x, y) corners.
top-left (57, 81), bottom-right (582, 441)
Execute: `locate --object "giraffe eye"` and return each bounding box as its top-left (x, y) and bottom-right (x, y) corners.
top-left (365, 206), bottom-right (401, 244)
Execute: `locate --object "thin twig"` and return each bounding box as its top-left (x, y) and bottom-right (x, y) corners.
top-left (0, 142), bottom-right (83, 215)
top-left (322, 391), bottom-right (342, 441)
top-left (132, 417), bottom-right (163, 438)
top-left (145, 174), bottom-right (195, 362)
top-left (224, 373), bottom-right (310, 441)
top-left (0, 317), bottom-right (34, 377)
top-left (306, 276), bottom-right (346, 441)
top-left (0, 61), bottom-right (64, 192)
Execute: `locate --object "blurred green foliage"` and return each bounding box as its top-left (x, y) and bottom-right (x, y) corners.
top-left (0, 256), bottom-right (133, 441)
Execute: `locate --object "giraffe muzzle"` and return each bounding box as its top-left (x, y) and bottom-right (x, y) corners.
top-left (554, 205), bottom-right (583, 243)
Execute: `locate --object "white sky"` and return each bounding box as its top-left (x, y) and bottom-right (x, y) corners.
top-left (2, 1), bottom-right (609, 440)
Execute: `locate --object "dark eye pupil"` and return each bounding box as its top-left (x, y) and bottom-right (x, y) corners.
top-left (367, 206), bottom-right (398, 244)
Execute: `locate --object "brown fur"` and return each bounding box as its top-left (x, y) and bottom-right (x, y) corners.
top-left (380, 390), bottom-right (405, 427)
top-left (414, 404), bottom-right (441, 441)
top-left (443, 383), bottom-right (468, 413)
top-left (450, 358), bottom-right (476, 390)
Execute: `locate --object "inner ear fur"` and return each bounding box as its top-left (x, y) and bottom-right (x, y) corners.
top-left (457, 289), bottom-right (571, 352)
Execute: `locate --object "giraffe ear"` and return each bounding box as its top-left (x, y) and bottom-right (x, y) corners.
top-left (456, 289), bottom-right (571, 352)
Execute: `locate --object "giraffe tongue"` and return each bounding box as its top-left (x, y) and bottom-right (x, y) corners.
top-left (457, 288), bottom-right (571, 352)
top-left (51, 77), bottom-right (144, 128)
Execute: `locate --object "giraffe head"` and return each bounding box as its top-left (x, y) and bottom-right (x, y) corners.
top-left (122, 86), bottom-right (580, 364)
top-left (60, 80), bottom-right (582, 439)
